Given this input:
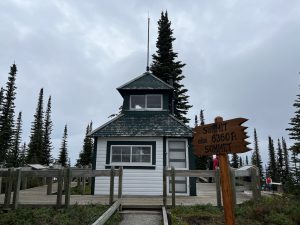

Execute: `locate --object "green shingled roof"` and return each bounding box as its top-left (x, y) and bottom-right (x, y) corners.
top-left (89, 111), bottom-right (193, 137)
top-left (117, 72), bottom-right (173, 91)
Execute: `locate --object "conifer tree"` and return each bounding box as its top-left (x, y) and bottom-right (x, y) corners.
top-left (291, 151), bottom-right (300, 183)
top-left (41, 96), bottom-right (53, 165)
top-left (194, 115), bottom-right (198, 127)
top-left (19, 142), bottom-right (27, 167)
top-left (239, 156), bottom-right (243, 167)
top-left (77, 123), bottom-right (93, 166)
top-left (268, 136), bottom-right (278, 181)
top-left (0, 64), bottom-right (17, 164)
top-left (7, 111), bottom-right (22, 167)
top-left (27, 88), bottom-right (44, 164)
top-left (0, 87), bottom-right (4, 124)
top-left (276, 139), bottom-right (284, 177)
top-left (150, 11), bottom-right (192, 123)
top-left (200, 109), bottom-right (205, 125)
top-left (282, 137), bottom-right (289, 177)
top-left (246, 155), bottom-right (249, 165)
top-left (58, 125), bottom-right (68, 167)
top-left (231, 153), bottom-right (239, 168)
top-left (251, 129), bottom-right (264, 179)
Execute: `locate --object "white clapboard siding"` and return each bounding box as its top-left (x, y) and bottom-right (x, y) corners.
top-left (94, 137), bottom-right (163, 196)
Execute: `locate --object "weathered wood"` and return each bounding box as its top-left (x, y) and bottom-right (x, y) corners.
top-left (91, 200), bottom-right (121, 225)
top-left (21, 176), bottom-right (27, 190)
top-left (46, 177), bottom-right (53, 195)
top-left (109, 167), bottom-right (114, 205)
top-left (234, 169), bottom-right (251, 177)
top-left (118, 167), bottom-right (123, 199)
top-left (171, 166), bottom-right (175, 208)
top-left (0, 176), bottom-right (2, 194)
top-left (163, 166), bottom-right (167, 206)
top-left (215, 168), bottom-right (222, 208)
top-left (219, 153), bottom-right (235, 225)
top-left (65, 168), bottom-right (72, 208)
top-left (13, 169), bottom-right (21, 209)
top-left (4, 168), bottom-right (14, 209)
top-left (251, 167), bottom-right (261, 200)
top-left (162, 206), bottom-right (169, 225)
top-left (56, 169), bottom-right (64, 208)
top-left (165, 169), bottom-right (215, 178)
top-left (230, 168), bottom-right (236, 206)
top-left (81, 176), bottom-right (86, 195)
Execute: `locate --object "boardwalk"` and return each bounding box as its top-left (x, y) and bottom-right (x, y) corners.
top-left (0, 182), bottom-right (252, 207)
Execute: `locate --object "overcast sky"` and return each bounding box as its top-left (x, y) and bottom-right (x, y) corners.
top-left (0, 0), bottom-right (299, 166)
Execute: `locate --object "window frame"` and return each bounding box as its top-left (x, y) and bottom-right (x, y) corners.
top-left (130, 94), bottom-right (163, 110)
top-left (110, 145), bottom-right (153, 166)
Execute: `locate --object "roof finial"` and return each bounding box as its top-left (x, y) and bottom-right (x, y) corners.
top-left (146, 14), bottom-right (150, 72)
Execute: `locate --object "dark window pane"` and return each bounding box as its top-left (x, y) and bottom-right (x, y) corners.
top-left (122, 154), bottom-right (130, 162)
top-left (142, 155), bottom-right (151, 162)
top-left (131, 95), bottom-right (145, 109)
top-left (112, 154), bottom-right (121, 162)
top-left (147, 95), bottom-right (161, 108)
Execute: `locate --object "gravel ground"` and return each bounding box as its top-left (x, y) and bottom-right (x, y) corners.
top-left (119, 211), bottom-right (162, 225)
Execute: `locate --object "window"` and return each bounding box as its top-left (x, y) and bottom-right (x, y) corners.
top-left (111, 145), bottom-right (152, 165)
top-left (130, 95), bottom-right (162, 110)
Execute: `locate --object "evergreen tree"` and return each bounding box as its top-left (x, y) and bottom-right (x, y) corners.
top-left (251, 129), bottom-right (264, 179)
top-left (276, 139), bottom-right (284, 178)
top-left (268, 136), bottom-right (278, 181)
top-left (0, 87), bottom-right (4, 125)
top-left (0, 64), bottom-right (17, 164)
top-left (27, 88), bottom-right (44, 164)
top-left (282, 137), bottom-right (289, 177)
top-left (231, 153), bottom-right (239, 168)
top-left (246, 155), bottom-right (249, 165)
top-left (150, 11), bottom-right (192, 123)
top-left (19, 142), bottom-right (27, 167)
top-left (7, 111), bottom-right (22, 167)
top-left (194, 115), bottom-right (198, 127)
top-left (200, 109), bottom-right (205, 125)
top-left (58, 124), bottom-right (68, 167)
top-left (291, 151), bottom-right (300, 183)
top-left (239, 156), bottom-right (243, 167)
top-left (41, 96), bottom-right (53, 165)
top-left (77, 123), bottom-right (93, 166)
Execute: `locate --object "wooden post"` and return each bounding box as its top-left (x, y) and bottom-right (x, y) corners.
top-left (81, 169), bottom-right (86, 195)
top-left (4, 168), bottom-right (14, 210)
top-left (42, 177), bottom-right (47, 185)
top-left (230, 168), bottom-right (236, 206)
top-left (118, 167), bottom-right (123, 199)
top-left (56, 169), bottom-right (64, 208)
top-left (109, 167), bottom-right (114, 205)
top-left (251, 167), bottom-right (261, 200)
top-left (47, 177), bottom-right (53, 195)
top-left (21, 176), bottom-right (27, 190)
top-left (13, 169), bottom-right (21, 209)
top-left (65, 167), bottom-right (72, 208)
top-left (215, 168), bottom-right (222, 208)
top-left (171, 166), bottom-right (175, 208)
top-left (0, 176), bottom-right (2, 195)
top-left (163, 166), bottom-right (167, 206)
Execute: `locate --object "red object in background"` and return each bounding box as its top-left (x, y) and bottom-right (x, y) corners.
top-left (266, 177), bottom-right (272, 184)
top-left (213, 157), bottom-right (219, 170)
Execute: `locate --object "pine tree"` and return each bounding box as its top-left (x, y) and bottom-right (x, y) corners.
top-left (291, 151), bottom-right (300, 183)
top-left (239, 156), bottom-right (243, 167)
top-left (194, 115), bottom-right (198, 127)
top-left (19, 142), bottom-right (27, 167)
top-left (0, 64), bottom-right (17, 164)
top-left (200, 109), bottom-right (205, 125)
top-left (150, 11), bottom-right (192, 124)
top-left (246, 155), bottom-right (249, 165)
top-left (282, 137), bottom-right (289, 177)
top-left (58, 125), bottom-right (68, 167)
top-left (251, 129), bottom-right (264, 179)
top-left (231, 153), bottom-right (239, 168)
top-left (41, 96), bottom-right (53, 165)
top-left (276, 139), bottom-right (284, 178)
top-left (7, 111), bottom-right (22, 167)
top-left (268, 136), bottom-right (278, 181)
top-left (0, 87), bottom-right (4, 125)
top-left (77, 123), bottom-right (93, 166)
top-left (27, 88), bottom-right (44, 164)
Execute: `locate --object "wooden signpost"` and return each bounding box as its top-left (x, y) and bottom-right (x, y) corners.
top-left (192, 116), bottom-right (250, 225)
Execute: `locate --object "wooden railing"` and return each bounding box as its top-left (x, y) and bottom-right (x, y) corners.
top-left (163, 166), bottom-right (261, 208)
top-left (0, 167), bottom-right (123, 210)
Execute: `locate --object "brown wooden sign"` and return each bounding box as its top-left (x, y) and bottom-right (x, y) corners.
top-left (193, 117), bottom-right (250, 156)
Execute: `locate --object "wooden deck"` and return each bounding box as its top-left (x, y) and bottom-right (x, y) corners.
top-left (0, 182), bottom-right (252, 207)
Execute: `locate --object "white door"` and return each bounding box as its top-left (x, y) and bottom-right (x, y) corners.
top-left (168, 140), bottom-right (188, 193)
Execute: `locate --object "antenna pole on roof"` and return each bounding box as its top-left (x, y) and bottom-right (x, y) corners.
top-left (146, 15), bottom-right (150, 72)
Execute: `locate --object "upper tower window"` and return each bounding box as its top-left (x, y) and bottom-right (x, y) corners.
top-left (130, 94), bottom-right (162, 110)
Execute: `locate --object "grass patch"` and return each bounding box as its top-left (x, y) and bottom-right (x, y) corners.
top-left (0, 204), bottom-right (122, 225)
top-left (70, 184), bottom-right (91, 195)
top-left (170, 195), bottom-right (300, 225)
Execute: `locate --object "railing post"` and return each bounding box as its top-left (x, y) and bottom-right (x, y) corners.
top-left (13, 169), bottom-right (21, 209)
top-left (56, 169), bottom-right (64, 208)
top-left (230, 168), bottom-right (236, 206)
top-left (4, 167), bottom-right (14, 210)
top-left (171, 166), bottom-right (175, 208)
top-left (109, 167), bottom-right (115, 205)
top-left (251, 167), bottom-right (261, 200)
top-left (47, 177), bottom-right (53, 195)
top-left (118, 167), bottom-right (123, 200)
top-left (81, 166), bottom-right (86, 195)
top-left (65, 167), bottom-right (72, 208)
top-left (215, 168), bottom-right (222, 208)
top-left (21, 176), bottom-right (27, 190)
top-left (163, 166), bottom-right (167, 206)
top-left (0, 176), bottom-right (2, 195)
